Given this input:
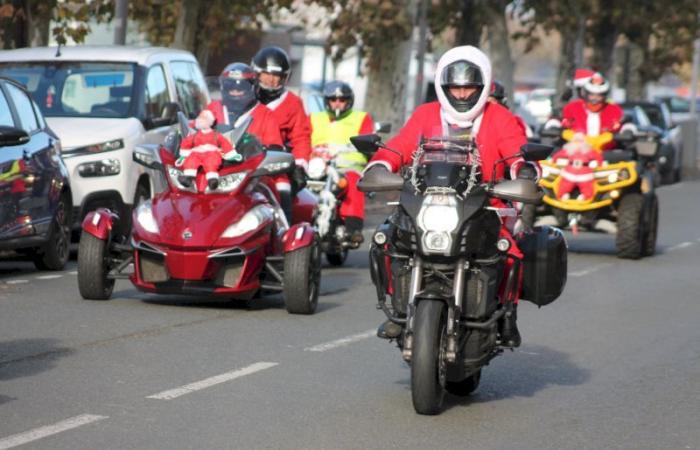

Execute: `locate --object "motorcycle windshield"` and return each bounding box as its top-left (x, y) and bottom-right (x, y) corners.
top-left (413, 136), bottom-right (482, 192)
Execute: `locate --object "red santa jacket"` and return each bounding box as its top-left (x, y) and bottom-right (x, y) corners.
top-left (263, 90), bottom-right (312, 161)
top-left (370, 102), bottom-right (527, 182)
top-left (561, 99), bottom-right (623, 148)
top-left (180, 129), bottom-right (233, 154)
top-left (204, 101), bottom-right (283, 148)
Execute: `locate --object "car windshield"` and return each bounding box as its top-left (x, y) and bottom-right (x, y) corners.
top-left (0, 62), bottom-right (136, 118)
top-left (639, 105), bottom-right (665, 129)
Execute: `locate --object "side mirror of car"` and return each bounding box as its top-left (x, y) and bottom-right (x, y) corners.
top-left (0, 126), bottom-right (30, 147)
top-left (520, 142), bottom-right (554, 161)
top-left (133, 144), bottom-right (163, 170)
top-left (374, 122), bottom-right (392, 134)
top-left (350, 134), bottom-right (381, 156)
top-left (489, 179), bottom-right (543, 205)
top-left (145, 102), bottom-right (182, 129)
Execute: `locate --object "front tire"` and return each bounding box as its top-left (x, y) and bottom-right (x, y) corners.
top-left (642, 194), bottom-right (659, 257)
top-left (411, 300), bottom-right (447, 415)
top-left (77, 233), bottom-right (115, 300)
top-left (33, 197), bottom-right (70, 271)
top-left (616, 193), bottom-right (644, 259)
top-left (283, 234), bottom-right (321, 314)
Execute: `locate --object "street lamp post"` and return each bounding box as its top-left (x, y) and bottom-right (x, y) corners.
top-left (113, 0), bottom-right (128, 45)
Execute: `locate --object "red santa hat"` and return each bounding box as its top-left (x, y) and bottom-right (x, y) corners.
top-left (573, 68), bottom-right (595, 87)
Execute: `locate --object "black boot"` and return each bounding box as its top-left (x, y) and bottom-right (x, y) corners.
top-left (178, 175), bottom-right (193, 187)
top-left (377, 319), bottom-right (403, 340)
top-left (344, 216), bottom-right (364, 245)
top-left (500, 303), bottom-right (521, 348)
top-left (279, 189), bottom-right (293, 225)
top-left (207, 177), bottom-right (219, 190)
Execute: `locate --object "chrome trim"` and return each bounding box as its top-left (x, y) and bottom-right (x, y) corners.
top-left (131, 237), bottom-right (166, 256)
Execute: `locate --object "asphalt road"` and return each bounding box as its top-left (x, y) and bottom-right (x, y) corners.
top-left (1, 182), bottom-right (699, 450)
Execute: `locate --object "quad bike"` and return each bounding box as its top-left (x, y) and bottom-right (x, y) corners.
top-left (76, 114), bottom-right (321, 314)
top-left (527, 128), bottom-right (659, 259)
top-left (305, 144), bottom-right (367, 266)
top-left (354, 134), bottom-right (567, 415)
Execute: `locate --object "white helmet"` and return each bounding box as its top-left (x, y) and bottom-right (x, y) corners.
top-left (434, 46), bottom-right (492, 128)
top-left (584, 72), bottom-right (610, 95)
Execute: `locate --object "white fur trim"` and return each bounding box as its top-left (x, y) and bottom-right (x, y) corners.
top-left (295, 158), bottom-right (308, 171)
top-left (363, 160), bottom-right (393, 174)
top-left (509, 159), bottom-right (541, 180)
top-left (206, 172), bottom-right (219, 180)
top-left (561, 171), bottom-right (595, 182)
top-left (183, 169), bottom-right (196, 177)
top-left (179, 149), bottom-right (192, 157)
top-left (434, 46), bottom-right (492, 128)
top-left (275, 181), bottom-right (291, 191)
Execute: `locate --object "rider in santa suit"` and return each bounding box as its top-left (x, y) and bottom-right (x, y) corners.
top-left (560, 72), bottom-right (623, 150)
top-left (364, 45), bottom-right (536, 347)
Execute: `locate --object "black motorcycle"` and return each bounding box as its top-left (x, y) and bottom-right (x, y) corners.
top-left (352, 134), bottom-right (567, 415)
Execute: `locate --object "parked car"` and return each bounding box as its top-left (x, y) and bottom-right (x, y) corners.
top-left (621, 102), bottom-right (680, 184)
top-left (0, 76), bottom-right (72, 270)
top-left (0, 46), bottom-right (210, 236)
top-left (654, 95), bottom-right (700, 123)
top-left (621, 101), bottom-right (682, 184)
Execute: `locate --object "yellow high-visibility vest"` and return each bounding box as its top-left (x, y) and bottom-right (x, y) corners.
top-left (310, 110), bottom-right (368, 147)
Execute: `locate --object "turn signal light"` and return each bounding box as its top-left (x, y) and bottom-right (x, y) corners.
top-left (337, 177), bottom-right (348, 190)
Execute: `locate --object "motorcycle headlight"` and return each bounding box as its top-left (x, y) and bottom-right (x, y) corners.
top-left (136, 201), bottom-right (159, 234)
top-left (307, 157), bottom-right (327, 180)
top-left (417, 195), bottom-right (459, 233)
top-left (166, 166), bottom-right (197, 193)
top-left (221, 204), bottom-right (274, 238)
top-left (423, 231), bottom-right (451, 252)
top-left (217, 171), bottom-right (248, 193)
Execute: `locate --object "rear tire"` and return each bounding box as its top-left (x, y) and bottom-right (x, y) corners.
top-left (325, 249), bottom-right (348, 266)
top-left (283, 234), bottom-right (321, 314)
top-left (411, 300), bottom-right (447, 415)
top-left (33, 197), bottom-right (70, 271)
top-left (77, 232), bottom-right (115, 300)
top-left (446, 369), bottom-right (481, 397)
top-left (616, 193), bottom-right (644, 259)
top-left (642, 194), bottom-right (659, 257)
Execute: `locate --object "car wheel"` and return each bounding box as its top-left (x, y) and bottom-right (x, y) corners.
top-left (283, 234), bottom-right (321, 314)
top-left (33, 197), bottom-right (71, 271)
top-left (77, 232), bottom-right (115, 300)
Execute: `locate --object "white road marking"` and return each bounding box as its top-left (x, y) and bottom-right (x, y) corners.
top-left (304, 330), bottom-right (375, 352)
top-left (147, 362), bottom-right (278, 400)
top-left (36, 275), bottom-right (62, 280)
top-left (5, 280), bottom-right (28, 285)
top-left (667, 241), bottom-right (694, 252)
top-left (68, 271), bottom-right (78, 275)
top-left (0, 414), bottom-right (108, 450)
top-left (569, 263), bottom-right (613, 278)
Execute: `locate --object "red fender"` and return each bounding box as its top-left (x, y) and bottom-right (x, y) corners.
top-left (81, 208), bottom-right (119, 240)
top-left (282, 222), bottom-right (316, 253)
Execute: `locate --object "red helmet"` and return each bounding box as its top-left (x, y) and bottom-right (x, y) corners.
top-left (583, 72), bottom-right (610, 112)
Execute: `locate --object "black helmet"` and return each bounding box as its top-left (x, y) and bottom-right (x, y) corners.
top-left (440, 60), bottom-right (484, 113)
top-left (219, 63), bottom-right (258, 124)
top-left (322, 81), bottom-right (354, 119)
top-left (489, 80), bottom-right (507, 107)
top-left (251, 46), bottom-right (291, 103)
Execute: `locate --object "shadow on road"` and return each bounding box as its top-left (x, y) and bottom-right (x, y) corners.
top-left (0, 338), bottom-right (74, 382)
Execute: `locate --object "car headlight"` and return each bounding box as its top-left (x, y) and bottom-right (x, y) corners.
top-left (166, 166), bottom-right (197, 193)
top-left (307, 157), bottom-right (326, 180)
top-left (217, 171), bottom-right (247, 193)
top-left (136, 201), bottom-right (159, 234)
top-left (221, 204), bottom-right (274, 238)
top-left (77, 159), bottom-right (121, 177)
top-left (417, 195), bottom-right (459, 233)
top-left (63, 139), bottom-right (124, 157)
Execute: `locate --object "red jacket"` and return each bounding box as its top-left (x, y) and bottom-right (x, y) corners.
top-left (204, 101), bottom-right (283, 148)
top-left (371, 102), bottom-right (527, 182)
top-left (562, 99), bottom-right (623, 139)
top-left (264, 91), bottom-right (312, 161)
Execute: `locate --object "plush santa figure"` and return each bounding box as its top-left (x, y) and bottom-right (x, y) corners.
top-left (552, 132), bottom-right (604, 201)
top-left (176, 109), bottom-right (241, 190)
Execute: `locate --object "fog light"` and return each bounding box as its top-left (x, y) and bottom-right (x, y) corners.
top-left (496, 238), bottom-right (511, 252)
top-left (78, 159), bottom-right (121, 177)
top-left (610, 189), bottom-right (620, 199)
top-left (608, 172), bottom-right (618, 183)
top-left (374, 231), bottom-right (387, 245)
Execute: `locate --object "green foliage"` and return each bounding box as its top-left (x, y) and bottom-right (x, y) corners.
top-left (53, 1), bottom-right (114, 46)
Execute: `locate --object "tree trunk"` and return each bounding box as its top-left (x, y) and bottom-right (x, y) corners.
top-left (588, 12), bottom-right (618, 77)
top-left (484, 1), bottom-right (514, 104)
top-left (554, 31), bottom-right (577, 111)
top-left (24, 0), bottom-right (50, 47)
top-left (364, 0), bottom-right (418, 133)
top-left (455, 0), bottom-right (482, 46)
top-left (173, 0), bottom-right (199, 51)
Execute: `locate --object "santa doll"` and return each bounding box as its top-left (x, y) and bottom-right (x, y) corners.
top-left (176, 109), bottom-right (241, 190)
top-left (552, 132), bottom-right (604, 201)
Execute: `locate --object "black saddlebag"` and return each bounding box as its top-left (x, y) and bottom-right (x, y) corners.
top-left (518, 226), bottom-right (567, 306)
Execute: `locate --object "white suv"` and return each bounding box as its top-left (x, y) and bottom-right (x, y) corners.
top-left (0, 46), bottom-right (210, 234)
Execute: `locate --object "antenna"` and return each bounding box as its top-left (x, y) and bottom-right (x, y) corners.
top-left (55, 43), bottom-right (62, 58)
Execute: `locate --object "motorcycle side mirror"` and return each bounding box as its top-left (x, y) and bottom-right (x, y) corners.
top-left (539, 126), bottom-right (561, 139)
top-left (250, 150), bottom-right (294, 177)
top-left (489, 179), bottom-right (543, 205)
top-left (520, 142), bottom-right (554, 161)
top-left (0, 126), bottom-right (30, 147)
top-left (350, 134), bottom-right (381, 156)
top-left (357, 166), bottom-right (404, 192)
top-left (374, 122), bottom-right (392, 134)
top-left (133, 144), bottom-right (163, 170)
